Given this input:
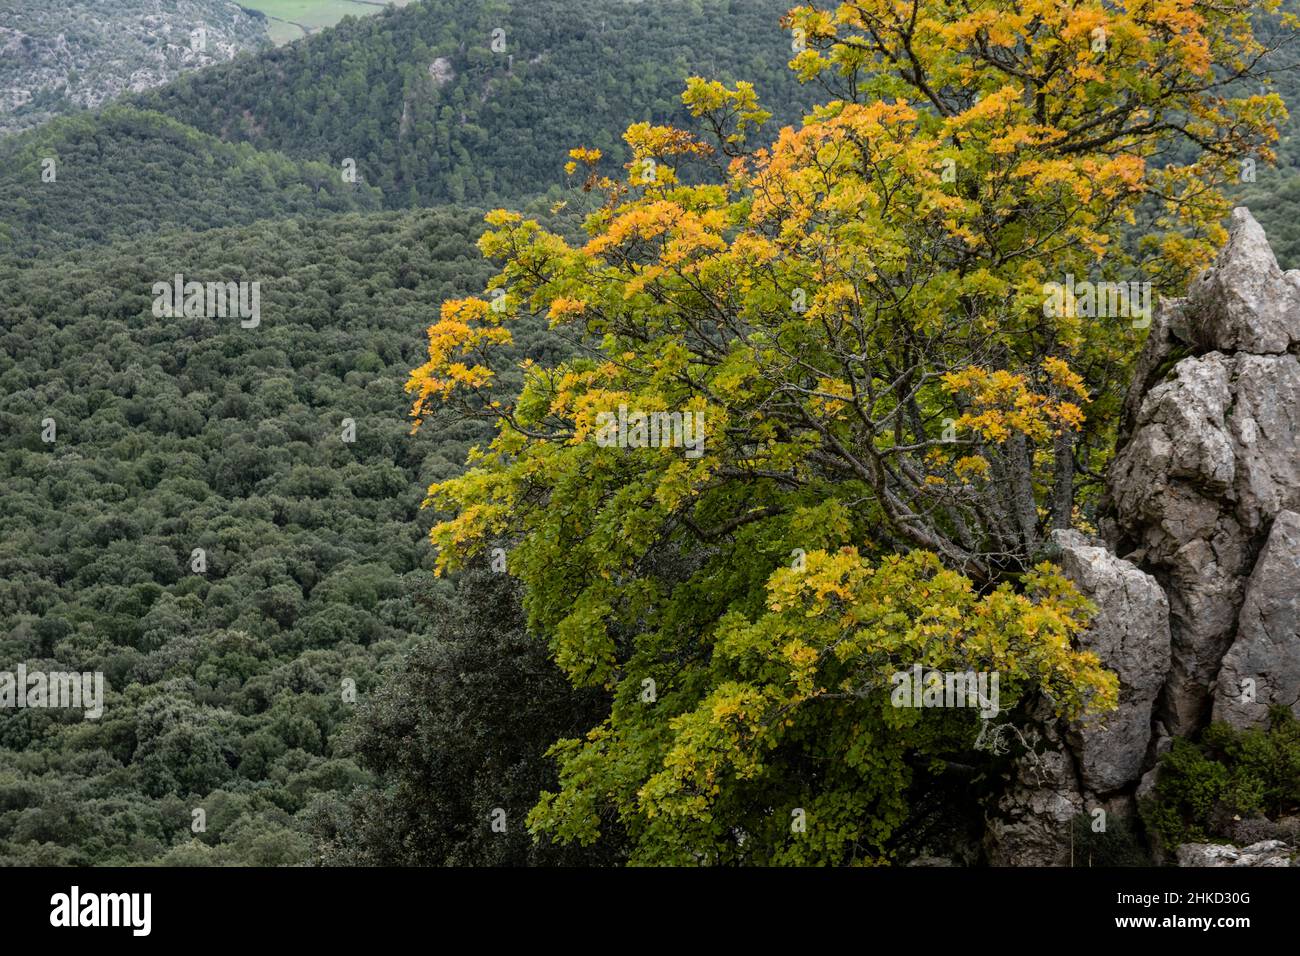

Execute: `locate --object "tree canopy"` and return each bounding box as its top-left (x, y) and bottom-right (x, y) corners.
top-left (409, 0), bottom-right (1292, 864)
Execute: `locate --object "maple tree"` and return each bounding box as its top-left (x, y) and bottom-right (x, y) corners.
top-left (409, 0), bottom-right (1292, 863)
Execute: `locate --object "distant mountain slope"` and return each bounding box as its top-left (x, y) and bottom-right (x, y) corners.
top-left (0, 105), bottom-right (382, 258)
top-left (0, 0), bottom-right (270, 137)
top-left (136, 0), bottom-right (815, 206)
top-left (1235, 2), bottom-right (1300, 265)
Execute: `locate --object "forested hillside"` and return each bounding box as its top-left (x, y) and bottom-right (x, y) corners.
top-left (0, 0), bottom-right (816, 868)
top-left (135, 0), bottom-right (813, 205)
top-left (1, 0), bottom-right (814, 255)
top-left (0, 207), bottom-right (566, 864)
top-left (0, 106), bottom-right (381, 258)
top-left (9, 0), bottom-right (1297, 261)
top-left (1229, 2), bottom-right (1300, 266)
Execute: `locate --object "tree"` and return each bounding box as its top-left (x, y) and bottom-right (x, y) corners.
top-left (409, 0), bottom-right (1292, 863)
top-left (318, 568), bottom-right (620, 866)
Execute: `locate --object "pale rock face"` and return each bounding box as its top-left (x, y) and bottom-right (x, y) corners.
top-left (984, 717), bottom-right (1085, 867)
top-left (1185, 207), bottom-right (1300, 354)
top-left (1174, 840), bottom-right (1295, 867)
top-left (983, 532), bottom-right (1169, 866)
top-left (428, 57), bottom-right (454, 86)
top-left (1052, 531), bottom-right (1170, 794)
top-left (1108, 209), bottom-right (1300, 736)
top-left (1228, 356), bottom-right (1300, 532)
top-left (1108, 352), bottom-right (1247, 735)
top-left (1213, 510), bottom-right (1300, 729)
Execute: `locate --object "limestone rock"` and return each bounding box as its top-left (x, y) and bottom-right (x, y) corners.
top-left (1227, 358), bottom-right (1300, 533)
top-left (428, 57), bottom-right (454, 86)
top-left (1107, 353), bottom-right (1250, 734)
top-left (1213, 510), bottom-right (1300, 729)
top-left (1052, 530), bottom-right (1171, 793)
top-left (1184, 207), bottom-right (1300, 354)
top-left (1108, 210), bottom-right (1300, 734)
top-left (984, 717), bottom-right (1084, 866)
top-left (1175, 840), bottom-right (1295, 867)
top-left (1110, 350), bottom-right (1300, 735)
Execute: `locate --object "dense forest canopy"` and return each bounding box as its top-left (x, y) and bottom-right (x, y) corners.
top-left (4, 0), bottom-right (832, 866)
top-left (0, 207), bottom-right (551, 863)
top-left (0, 106), bottom-right (382, 259)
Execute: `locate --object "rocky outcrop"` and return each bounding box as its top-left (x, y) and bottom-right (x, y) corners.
top-left (984, 711), bottom-right (1085, 867)
top-left (984, 533), bottom-right (1169, 865)
top-left (1053, 531), bottom-right (1171, 793)
top-left (1107, 349), bottom-right (1253, 735)
top-left (1109, 208), bottom-right (1300, 737)
top-left (1174, 840), bottom-right (1296, 867)
top-left (428, 57), bottom-right (455, 86)
top-left (1213, 510), bottom-right (1300, 728)
top-left (986, 208), bottom-right (1300, 865)
top-left (1183, 208), bottom-right (1300, 354)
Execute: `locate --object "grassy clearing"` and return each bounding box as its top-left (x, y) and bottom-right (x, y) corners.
top-left (241, 1), bottom-right (415, 43)
top-left (264, 19), bottom-right (306, 43)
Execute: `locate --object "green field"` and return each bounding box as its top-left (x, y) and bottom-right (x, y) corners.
top-left (241, 0), bottom-right (415, 44)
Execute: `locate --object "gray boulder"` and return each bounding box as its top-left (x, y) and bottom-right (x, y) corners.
top-left (1108, 352), bottom-right (1252, 734)
top-left (1184, 206), bottom-right (1300, 354)
top-left (1052, 530), bottom-right (1171, 793)
top-left (1213, 510), bottom-right (1300, 729)
top-left (984, 744), bottom-right (1084, 866)
top-left (1227, 357), bottom-right (1300, 533)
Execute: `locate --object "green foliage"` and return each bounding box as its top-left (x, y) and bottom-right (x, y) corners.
top-left (3, 0), bottom-right (1299, 869)
top-left (0, 0), bottom-right (821, 869)
top-left (315, 567), bottom-right (621, 865)
top-left (1228, 0), bottom-right (1300, 265)
top-left (1070, 812), bottom-right (1154, 867)
top-left (1142, 708), bottom-right (1300, 849)
top-left (514, 548), bottom-right (1111, 865)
